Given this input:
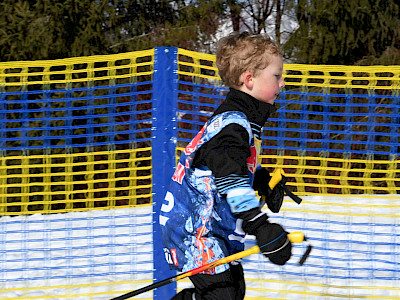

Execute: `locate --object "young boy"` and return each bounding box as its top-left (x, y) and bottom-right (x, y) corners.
top-left (159, 31), bottom-right (292, 300)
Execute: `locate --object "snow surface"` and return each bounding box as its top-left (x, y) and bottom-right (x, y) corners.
top-left (1, 195), bottom-right (399, 299)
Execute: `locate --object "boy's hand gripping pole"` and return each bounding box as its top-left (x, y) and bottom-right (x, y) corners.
top-left (110, 231), bottom-right (312, 300)
top-left (267, 168), bottom-right (302, 204)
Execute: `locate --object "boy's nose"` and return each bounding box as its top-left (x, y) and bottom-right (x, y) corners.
top-left (280, 78), bottom-right (285, 88)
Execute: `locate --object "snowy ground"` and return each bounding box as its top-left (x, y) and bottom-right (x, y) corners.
top-left (1, 195), bottom-right (399, 299)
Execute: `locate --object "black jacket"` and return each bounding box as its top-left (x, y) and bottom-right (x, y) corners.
top-left (192, 88), bottom-right (276, 194)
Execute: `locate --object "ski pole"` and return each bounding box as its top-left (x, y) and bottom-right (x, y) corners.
top-left (110, 231), bottom-right (312, 300)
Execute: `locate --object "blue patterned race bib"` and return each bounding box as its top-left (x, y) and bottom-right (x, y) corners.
top-left (159, 111), bottom-right (261, 274)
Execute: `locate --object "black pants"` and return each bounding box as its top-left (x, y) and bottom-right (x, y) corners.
top-left (171, 263), bottom-right (245, 300)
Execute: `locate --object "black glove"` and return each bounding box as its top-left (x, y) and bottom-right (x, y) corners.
top-left (252, 168), bottom-right (286, 213)
top-left (253, 168), bottom-right (302, 213)
top-left (239, 209), bottom-right (292, 265)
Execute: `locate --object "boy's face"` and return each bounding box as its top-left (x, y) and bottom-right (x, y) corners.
top-left (241, 54), bottom-right (285, 105)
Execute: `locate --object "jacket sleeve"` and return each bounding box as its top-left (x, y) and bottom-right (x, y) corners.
top-left (192, 123), bottom-right (260, 213)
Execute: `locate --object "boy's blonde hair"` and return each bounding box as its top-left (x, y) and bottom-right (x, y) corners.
top-left (216, 31), bottom-right (282, 88)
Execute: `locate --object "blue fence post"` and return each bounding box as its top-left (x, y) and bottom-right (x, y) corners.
top-left (152, 46), bottom-right (178, 299)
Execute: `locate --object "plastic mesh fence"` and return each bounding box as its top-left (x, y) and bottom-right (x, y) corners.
top-left (175, 53), bottom-right (400, 195)
top-left (265, 64), bottom-right (400, 196)
top-left (0, 206), bottom-right (153, 300)
top-left (0, 50), bottom-right (153, 215)
top-left (0, 48), bottom-right (399, 299)
top-left (0, 50), bottom-right (155, 299)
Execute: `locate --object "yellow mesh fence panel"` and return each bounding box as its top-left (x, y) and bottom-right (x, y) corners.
top-left (0, 50), bottom-right (154, 215)
top-left (174, 60), bottom-right (400, 195)
top-left (0, 149), bottom-right (151, 215)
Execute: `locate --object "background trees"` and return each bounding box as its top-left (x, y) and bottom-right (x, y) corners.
top-left (107, 0), bottom-right (226, 53)
top-left (0, 0), bottom-right (112, 61)
top-left (1, 0), bottom-right (399, 65)
top-left (226, 0), bottom-right (297, 45)
top-left (283, 0), bottom-right (400, 65)
top-left (0, 0), bottom-right (226, 61)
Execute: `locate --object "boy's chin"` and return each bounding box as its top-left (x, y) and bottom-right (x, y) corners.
top-left (260, 99), bottom-right (275, 105)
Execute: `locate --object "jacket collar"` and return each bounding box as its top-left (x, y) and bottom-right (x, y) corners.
top-left (213, 88), bottom-right (277, 129)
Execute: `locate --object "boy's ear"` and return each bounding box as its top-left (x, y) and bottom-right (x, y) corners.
top-left (241, 71), bottom-right (254, 89)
